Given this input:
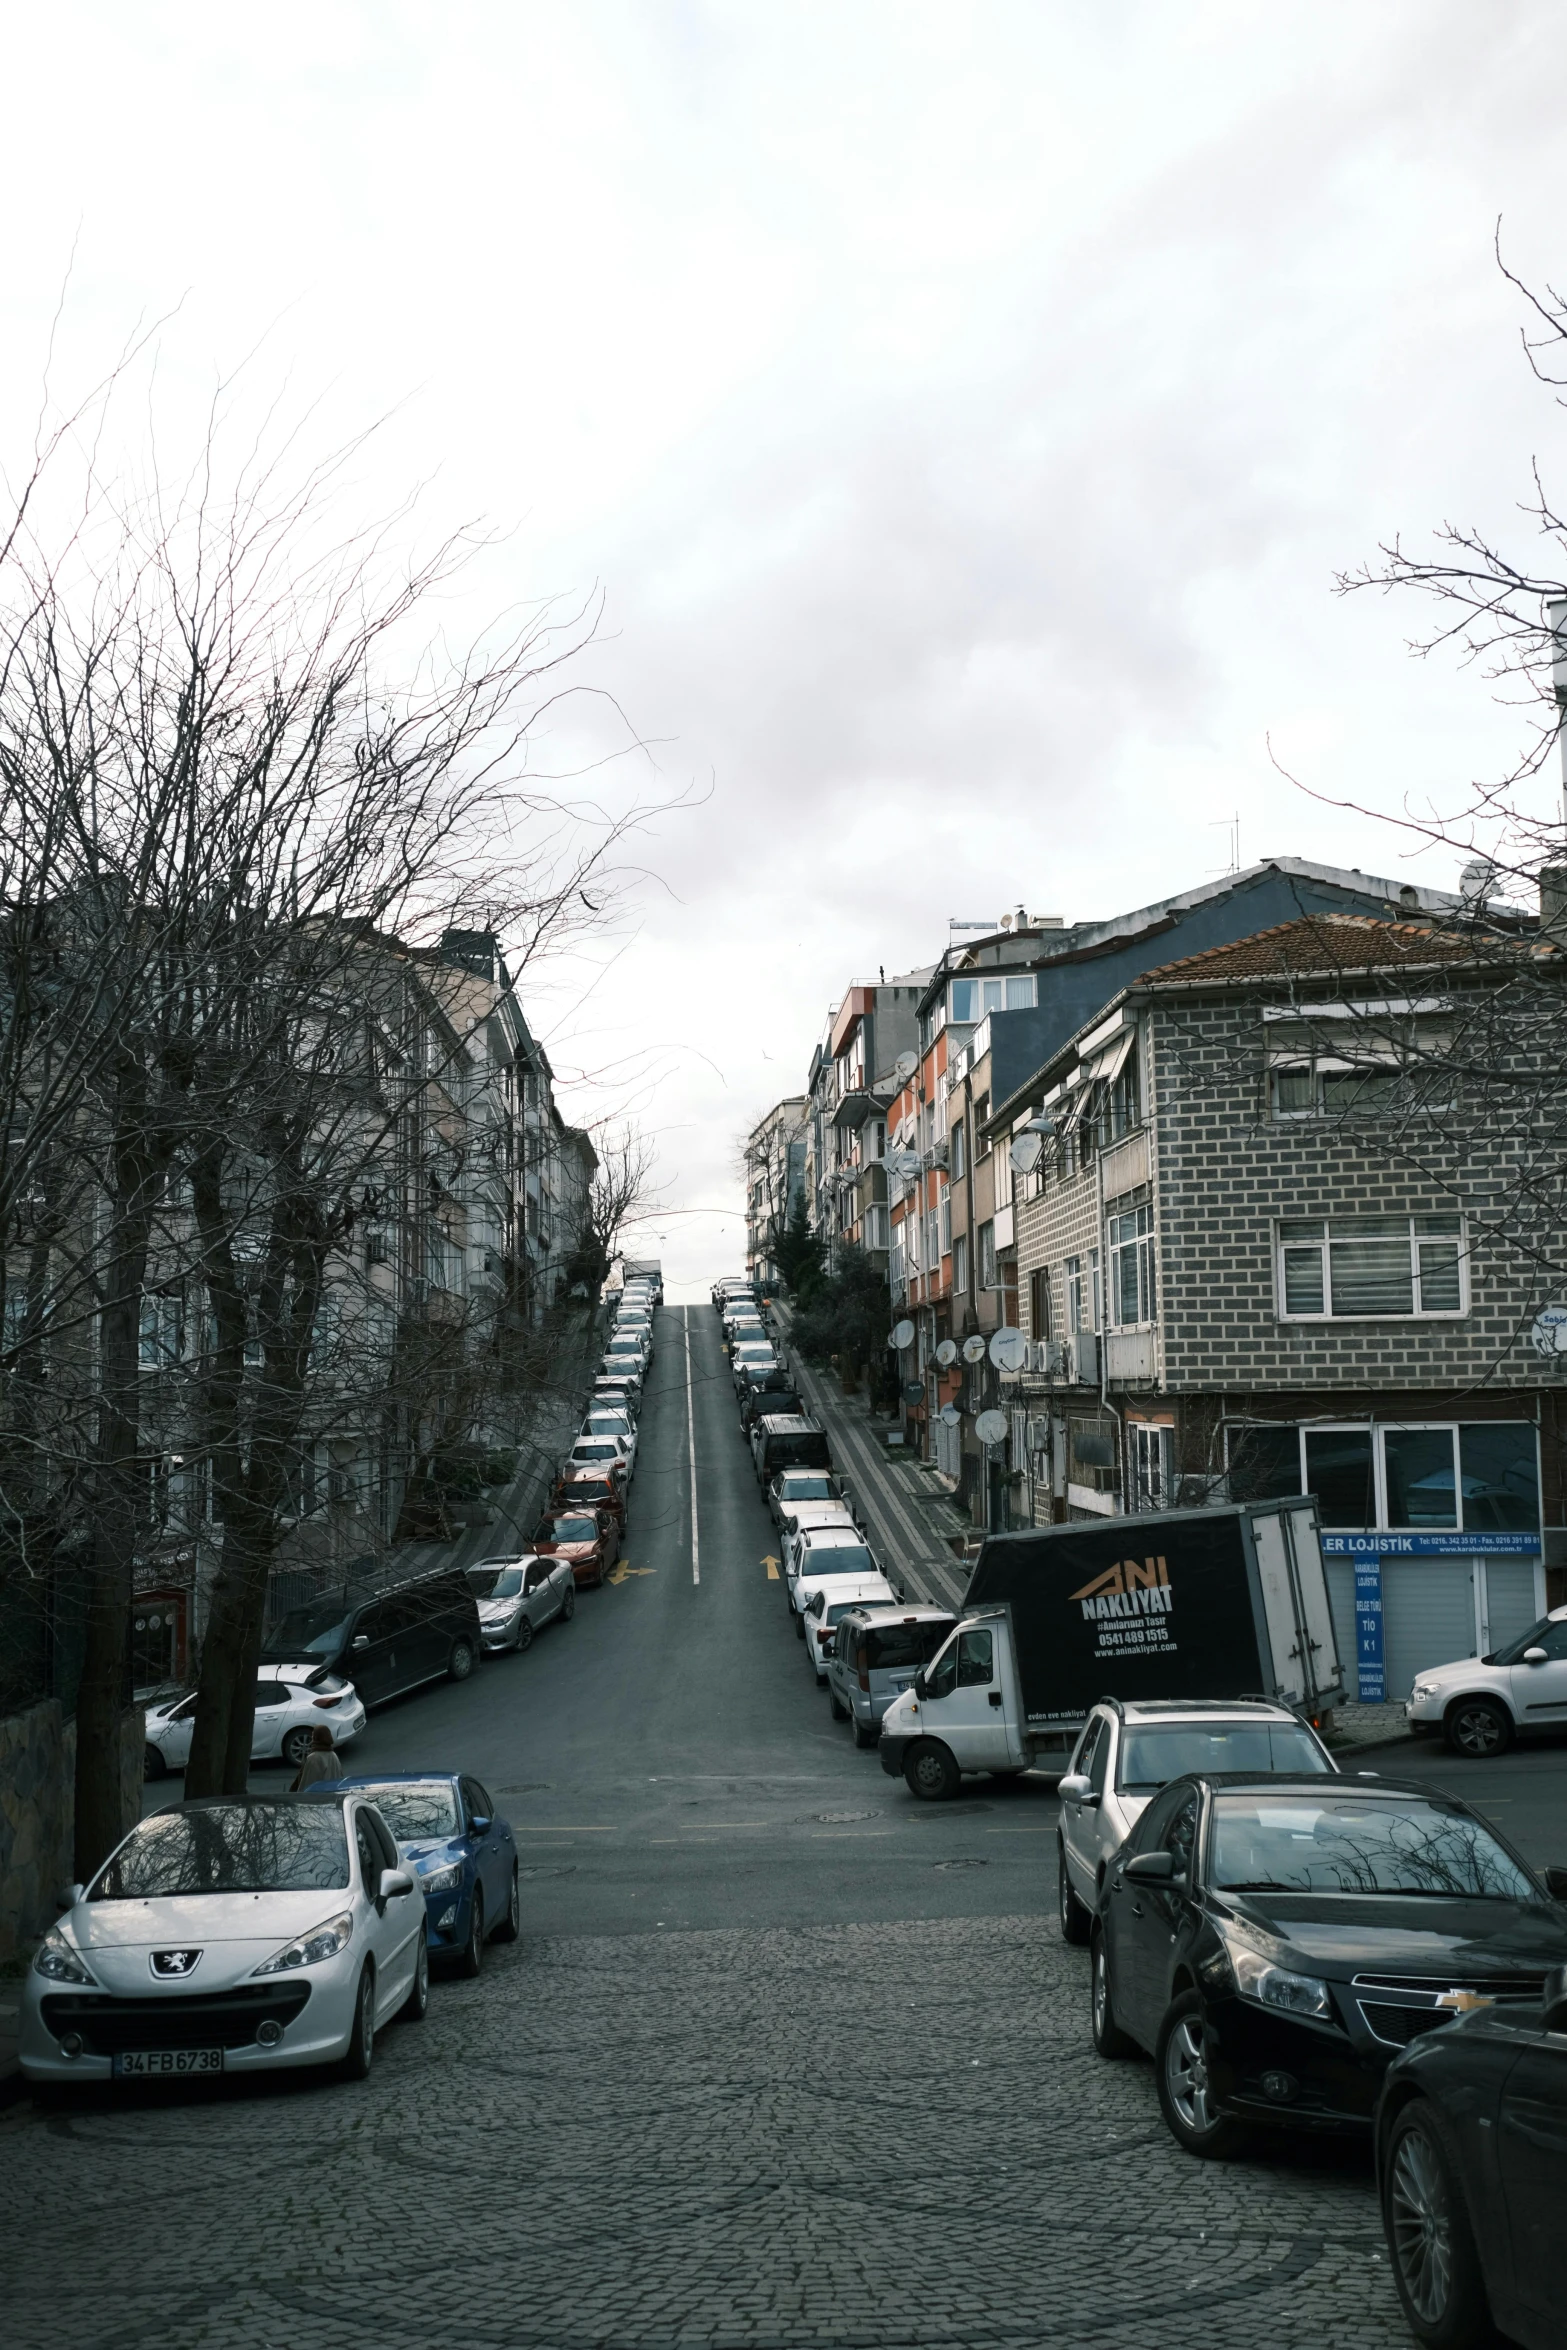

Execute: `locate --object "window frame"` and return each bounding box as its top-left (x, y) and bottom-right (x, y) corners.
top-left (1274, 1213), bottom-right (1467, 1322)
top-left (1107, 1200), bottom-right (1155, 1328)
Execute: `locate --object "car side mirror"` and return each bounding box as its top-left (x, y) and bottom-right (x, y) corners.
top-left (1124, 1850), bottom-right (1177, 1883)
top-left (1058, 1774), bottom-right (1094, 1804)
top-left (352, 1634), bottom-right (370, 1651)
top-left (56, 1882), bottom-right (84, 1910)
top-left (380, 1868), bottom-right (414, 1900)
top-left (1542, 1864), bottom-right (1567, 1900)
top-left (468, 1816), bottom-right (492, 1837)
top-left (1523, 1647), bottom-right (1549, 1664)
top-left (1545, 1962), bottom-right (1567, 2034)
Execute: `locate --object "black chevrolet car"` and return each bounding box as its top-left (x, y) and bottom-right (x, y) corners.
top-left (1090, 1773), bottom-right (1567, 2159)
top-left (1375, 1971), bottom-right (1567, 2350)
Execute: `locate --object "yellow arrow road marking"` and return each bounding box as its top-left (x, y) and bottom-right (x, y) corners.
top-left (608, 1561), bottom-right (656, 1585)
top-left (763, 1555), bottom-right (780, 1579)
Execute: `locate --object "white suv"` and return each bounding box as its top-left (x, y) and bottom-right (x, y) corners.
top-left (1406, 1605), bottom-right (1567, 1756)
top-left (1055, 1699), bottom-right (1336, 1945)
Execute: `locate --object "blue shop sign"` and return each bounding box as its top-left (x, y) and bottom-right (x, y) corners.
top-left (1354, 1554), bottom-right (1385, 1703)
top-left (1320, 1532), bottom-right (1540, 1557)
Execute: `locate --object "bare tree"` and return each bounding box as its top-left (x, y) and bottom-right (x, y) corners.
top-left (0, 384), bottom-right (657, 1860)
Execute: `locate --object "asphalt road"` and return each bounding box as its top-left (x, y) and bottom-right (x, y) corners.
top-left (12, 1299), bottom-right (1567, 2350)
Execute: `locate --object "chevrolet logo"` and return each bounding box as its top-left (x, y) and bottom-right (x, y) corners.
top-left (150, 1949), bottom-right (202, 1978)
top-left (1433, 1989), bottom-right (1494, 2015)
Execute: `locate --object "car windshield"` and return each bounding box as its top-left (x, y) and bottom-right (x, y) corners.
top-left (467, 1565), bottom-right (519, 1599)
top-left (486, 1567), bottom-right (527, 1601)
top-left (266, 1599), bottom-right (352, 1657)
top-left (781, 1476), bottom-right (833, 1501)
top-left (93, 1805), bottom-right (351, 1897)
top-left (1210, 1795), bottom-right (1538, 1898)
top-left (575, 1443), bottom-right (619, 1459)
top-left (547, 1516), bottom-right (599, 1542)
top-left (802, 1548), bottom-right (873, 1576)
top-left (338, 1783), bottom-right (460, 1839)
top-left (1118, 1723), bottom-right (1330, 1793)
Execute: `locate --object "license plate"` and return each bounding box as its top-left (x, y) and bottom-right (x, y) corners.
top-left (113, 2048), bottom-right (224, 2077)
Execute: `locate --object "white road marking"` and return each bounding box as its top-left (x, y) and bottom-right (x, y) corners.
top-left (685, 1306), bottom-right (701, 1585)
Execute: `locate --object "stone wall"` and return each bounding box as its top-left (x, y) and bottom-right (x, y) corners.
top-left (0, 1700), bottom-right (143, 1964)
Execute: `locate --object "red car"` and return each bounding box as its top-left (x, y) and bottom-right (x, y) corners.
top-left (549, 1472), bottom-right (626, 1532)
top-left (533, 1507), bottom-right (619, 1589)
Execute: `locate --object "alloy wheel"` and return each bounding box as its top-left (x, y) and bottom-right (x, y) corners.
top-left (1451, 1701), bottom-right (1506, 1757)
top-left (1164, 2015), bottom-right (1213, 2132)
top-left (1389, 2126), bottom-right (1454, 2324)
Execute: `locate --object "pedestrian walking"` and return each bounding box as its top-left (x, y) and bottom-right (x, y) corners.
top-left (290, 1723), bottom-right (345, 1791)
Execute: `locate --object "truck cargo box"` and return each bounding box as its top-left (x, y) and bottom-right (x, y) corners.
top-left (963, 1496), bottom-right (1342, 1729)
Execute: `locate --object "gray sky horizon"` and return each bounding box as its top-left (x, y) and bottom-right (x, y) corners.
top-left (7, 2), bottom-right (1567, 1294)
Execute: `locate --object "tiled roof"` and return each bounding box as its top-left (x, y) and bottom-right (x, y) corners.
top-left (1140, 913), bottom-right (1548, 986)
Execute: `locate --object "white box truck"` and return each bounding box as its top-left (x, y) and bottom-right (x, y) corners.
top-left (878, 1496), bottom-right (1343, 1801)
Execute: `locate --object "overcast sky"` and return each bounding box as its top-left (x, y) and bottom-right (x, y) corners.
top-left (7, 2), bottom-right (1567, 1292)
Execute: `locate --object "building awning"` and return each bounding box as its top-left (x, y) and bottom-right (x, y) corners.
top-left (833, 1089), bottom-right (892, 1131)
top-left (1080, 1029), bottom-right (1135, 1086)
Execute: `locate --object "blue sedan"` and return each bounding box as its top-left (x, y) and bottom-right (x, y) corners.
top-left (322, 1773), bottom-right (520, 1976)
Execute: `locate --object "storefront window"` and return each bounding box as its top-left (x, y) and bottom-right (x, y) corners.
top-left (1458, 1424), bottom-right (1540, 1533)
top-left (1383, 1427), bottom-right (1458, 1527)
top-left (1228, 1424), bottom-right (1300, 1503)
top-left (1304, 1429), bottom-right (1375, 1527)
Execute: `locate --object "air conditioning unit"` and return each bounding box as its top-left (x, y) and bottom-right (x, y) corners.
top-left (1068, 1330), bottom-right (1099, 1386)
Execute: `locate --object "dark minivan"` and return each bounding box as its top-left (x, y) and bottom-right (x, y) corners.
top-left (752, 1415), bottom-right (832, 1484)
top-left (262, 1568), bottom-right (482, 1707)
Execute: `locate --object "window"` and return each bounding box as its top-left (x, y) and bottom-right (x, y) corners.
top-left (1107, 1051), bottom-right (1140, 1140)
top-left (1270, 1059), bottom-right (1424, 1120)
top-left (938, 1189), bottom-right (951, 1257)
top-left (1066, 1251), bottom-right (1100, 1333)
top-left (952, 1233), bottom-right (969, 1295)
top-left (955, 1628), bottom-right (994, 1686)
top-left (1277, 1214), bottom-right (1464, 1319)
top-left (139, 1290), bottom-right (184, 1368)
top-left (948, 975), bottom-right (1037, 1024)
top-left (1225, 1420), bottom-right (1538, 1536)
top-left (973, 1094), bottom-right (990, 1150)
top-left (1459, 1423), bottom-right (1539, 1532)
top-left (1029, 1265), bottom-right (1052, 1341)
top-left (1305, 1429), bottom-right (1374, 1525)
top-left (1130, 1422), bottom-right (1170, 1507)
top-left (950, 1119), bottom-right (966, 1180)
top-left (1384, 1427), bottom-right (1457, 1527)
top-left (862, 1204), bottom-right (889, 1250)
top-left (978, 1220), bottom-right (997, 1289)
top-left (1107, 1201), bottom-right (1155, 1326)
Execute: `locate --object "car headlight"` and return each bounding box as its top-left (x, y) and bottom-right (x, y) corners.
top-left (1412, 1682), bottom-right (1440, 1700)
top-left (1207, 1919), bottom-right (1332, 2019)
top-left (34, 1926), bottom-right (96, 1986)
top-left (420, 1863), bottom-right (464, 1896)
top-left (252, 1911), bottom-right (355, 1974)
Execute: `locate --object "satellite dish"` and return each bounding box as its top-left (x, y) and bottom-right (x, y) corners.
top-left (975, 1408), bottom-right (1009, 1445)
top-left (894, 1051), bottom-right (918, 1081)
top-left (890, 1318), bottom-right (915, 1350)
top-left (989, 1328), bottom-right (1028, 1372)
top-left (1009, 1130), bottom-right (1044, 1174)
top-left (939, 1402), bottom-right (961, 1426)
top-left (935, 1338), bottom-right (958, 1367)
top-left (961, 1334), bottom-right (988, 1364)
top-left (903, 1378), bottom-right (926, 1403)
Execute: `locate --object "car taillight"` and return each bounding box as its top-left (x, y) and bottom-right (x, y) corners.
top-left (816, 1628), bottom-right (833, 1646)
top-left (313, 1694), bottom-right (344, 1708)
top-left (858, 1670), bottom-right (870, 1692)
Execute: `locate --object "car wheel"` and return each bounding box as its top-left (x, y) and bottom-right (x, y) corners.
top-left (513, 1616), bottom-right (534, 1654)
top-left (401, 1935), bottom-right (430, 2023)
top-left (456, 1886), bottom-right (484, 1978)
top-left (1383, 2099), bottom-right (1494, 2349)
top-left (1443, 1696), bottom-right (1513, 1758)
top-left (829, 1690), bottom-right (850, 1720)
top-left (340, 1965), bottom-right (376, 2079)
top-left (1155, 1991), bottom-right (1244, 2157)
top-left (853, 1718), bottom-right (879, 1750)
top-left (143, 1743), bottom-right (167, 1781)
top-left (282, 1725), bottom-right (314, 1770)
top-left (1090, 1934), bottom-right (1136, 2059)
top-left (1058, 1845), bottom-right (1092, 1946)
top-left (492, 1864), bottom-right (521, 1944)
top-left (447, 1637), bottom-right (476, 1683)
top-left (903, 1739), bottom-right (961, 1802)
top-left (560, 1585), bottom-right (576, 1623)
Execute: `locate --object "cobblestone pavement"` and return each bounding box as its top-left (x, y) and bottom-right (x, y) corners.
top-left (1, 1911), bottom-right (1404, 2350)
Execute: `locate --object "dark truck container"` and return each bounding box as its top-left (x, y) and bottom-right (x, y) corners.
top-left (879, 1496), bottom-right (1343, 1786)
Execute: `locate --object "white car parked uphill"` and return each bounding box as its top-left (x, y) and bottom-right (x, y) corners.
top-left (142, 1664), bottom-right (366, 1781)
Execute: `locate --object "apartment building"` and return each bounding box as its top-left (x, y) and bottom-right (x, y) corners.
top-left (989, 910), bottom-right (1564, 1706)
top-left (744, 1096), bottom-right (808, 1285)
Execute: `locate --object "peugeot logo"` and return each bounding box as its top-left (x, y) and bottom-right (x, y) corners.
top-left (150, 1949), bottom-right (202, 1978)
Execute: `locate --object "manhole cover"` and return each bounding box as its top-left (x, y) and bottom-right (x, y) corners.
top-left (933, 1857), bottom-right (988, 1870)
top-left (814, 1809), bottom-right (882, 1824)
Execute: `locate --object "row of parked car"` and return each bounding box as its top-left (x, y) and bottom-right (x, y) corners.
top-left (712, 1268), bottom-right (1567, 2350)
top-left (30, 1279), bottom-right (670, 2095)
